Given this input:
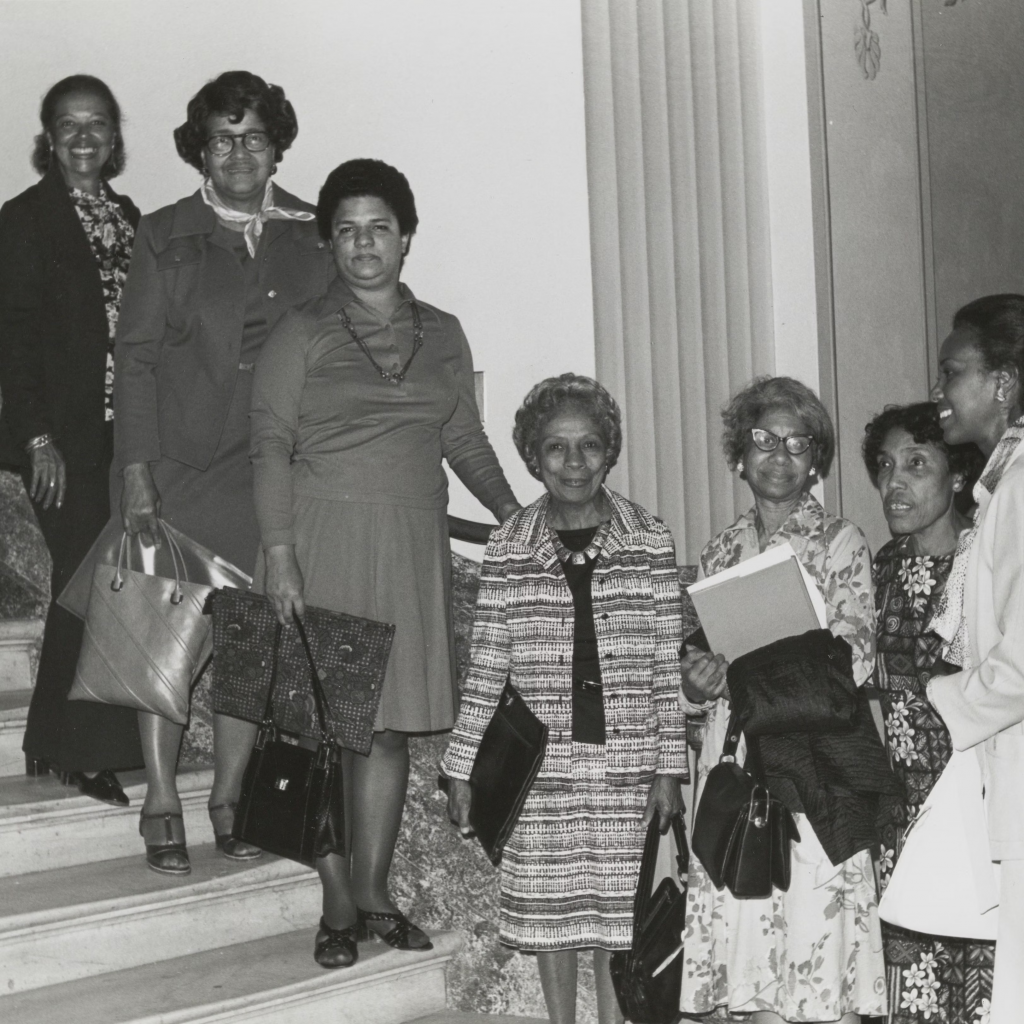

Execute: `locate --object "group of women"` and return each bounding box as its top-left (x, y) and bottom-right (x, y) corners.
top-left (0, 69), bottom-right (1020, 1024)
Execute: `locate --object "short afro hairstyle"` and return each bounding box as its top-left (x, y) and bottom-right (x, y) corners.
top-left (513, 373), bottom-right (622, 480)
top-left (33, 75), bottom-right (125, 179)
top-left (721, 375), bottom-right (836, 478)
top-left (173, 70), bottom-right (298, 173)
top-left (862, 402), bottom-right (984, 490)
top-left (316, 159), bottom-right (419, 241)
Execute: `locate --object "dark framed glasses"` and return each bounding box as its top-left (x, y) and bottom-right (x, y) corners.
top-left (750, 427), bottom-right (813, 455)
top-left (205, 131), bottom-right (271, 156)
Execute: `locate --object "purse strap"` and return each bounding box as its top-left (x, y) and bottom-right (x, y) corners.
top-left (113, 520), bottom-right (189, 604)
top-left (720, 705), bottom-right (767, 786)
top-left (259, 615), bottom-right (335, 746)
top-left (632, 813), bottom-right (688, 929)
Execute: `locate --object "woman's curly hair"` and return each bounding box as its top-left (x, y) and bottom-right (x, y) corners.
top-left (721, 375), bottom-right (836, 478)
top-left (32, 75), bottom-right (125, 179)
top-left (316, 158), bottom-right (419, 241)
top-left (173, 70), bottom-right (298, 173)
top-left (862, 401), bottom-right (984, 490)
top-left (513, 373), bottom-right (622, 480)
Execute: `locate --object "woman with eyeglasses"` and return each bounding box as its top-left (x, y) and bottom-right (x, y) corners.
top-left (114, 71), bottom-right (334, 875)
top-left (678, 376), bottom-right (886, 1024)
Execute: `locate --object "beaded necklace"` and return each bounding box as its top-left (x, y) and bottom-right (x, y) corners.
top-left (338, 300), bottom-right (424, 385)
top-left (548, 519), bottom-right (613, 565)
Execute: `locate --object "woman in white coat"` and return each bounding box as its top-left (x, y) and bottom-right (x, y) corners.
top-left (929, 293), bottom-right (1024, 1024)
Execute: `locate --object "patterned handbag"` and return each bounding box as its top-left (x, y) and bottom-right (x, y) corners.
top-left (208, 588), bottom-right (394, 754)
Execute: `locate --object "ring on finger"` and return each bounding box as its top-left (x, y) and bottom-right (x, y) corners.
top-left (48, 481), bottom-right (55, 487)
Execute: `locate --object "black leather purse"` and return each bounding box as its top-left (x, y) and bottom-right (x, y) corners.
top-left (610, 816), bottom-right (689, 1024)
top-left (232, 617), bottom-right (345, 867)
top-left (692, 709), bottom-right (799, 899)
top-left (467, 679), bottom-right (548, 866)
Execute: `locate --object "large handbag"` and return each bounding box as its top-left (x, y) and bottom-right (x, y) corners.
top-left (59, 515), bottom-right (252, 620)
top-left (68, 524), bottom-right (213, 725)
top-left (879, 749), bottom-right (999, 941)
top-left (232, 616), bottom-right (345, 867)
top-left (208, 588), bottom-right (394, 755)
top-left (467, 678), bottom-right (548, 866)
top-left (726, 629), bottom-right (858, 736)
top-left (610, 816), bottom-right (689, 1024)
top-left (691, 709), bottom-right (799, 898)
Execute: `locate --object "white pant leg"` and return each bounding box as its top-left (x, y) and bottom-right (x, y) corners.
top-left (990, 858), bottom-right (1024, 1024)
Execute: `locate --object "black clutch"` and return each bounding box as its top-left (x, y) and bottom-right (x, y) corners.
top-left (233, 617), bottom-right (345, 867)
top-left (209, 588), bottom-right (394, 754)
top-left (467, 679), bottom-right (548, 866)
top-left (610, 816), bottom-right (689, 1024)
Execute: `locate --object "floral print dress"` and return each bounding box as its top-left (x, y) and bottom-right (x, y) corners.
top-left (874, 536), bottom-right (995, 1024)
top-left (680, 491), bottom-right (886, 1021)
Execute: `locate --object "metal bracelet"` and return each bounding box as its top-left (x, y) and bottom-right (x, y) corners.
top-left (25, 433), bottom-right (53, 452)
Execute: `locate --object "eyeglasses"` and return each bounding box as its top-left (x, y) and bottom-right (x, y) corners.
top-left (750, 427), bottom-right (814, 455)
top-left (205, 131), bottom-right (271, 156)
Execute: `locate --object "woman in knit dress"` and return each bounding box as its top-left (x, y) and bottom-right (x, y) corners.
top-left (443, 374), bottom-right (687, 1024)
top-left (253, 158), bottom-right (521, 968)
top-left (862, 401), bottom-right (991, 1023)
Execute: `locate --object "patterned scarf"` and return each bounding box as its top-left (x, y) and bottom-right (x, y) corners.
top-left (200, 178), bottom-right (315, 257)
top-left (930, 417), bottom-right (1024, 665)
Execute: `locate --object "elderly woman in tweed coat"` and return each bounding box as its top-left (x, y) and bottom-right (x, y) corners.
top-left (443, 374), bottom-right (687, 1024)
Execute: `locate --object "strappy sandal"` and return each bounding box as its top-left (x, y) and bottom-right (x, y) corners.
top-left (314, 916), bottom-right (360, 969)
top-left (208, 802), bottom-right (262, 861)
top-left (356, 907), bottom-right (433, 951)
top-left (139, 811), bottom-right (190, 875)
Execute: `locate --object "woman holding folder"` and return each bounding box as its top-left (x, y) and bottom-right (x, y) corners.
top-left (678, 376), bottom-right (884, 1023)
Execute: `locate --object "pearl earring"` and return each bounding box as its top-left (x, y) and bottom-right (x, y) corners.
top-left (736, 460), bottom-right (744, 473)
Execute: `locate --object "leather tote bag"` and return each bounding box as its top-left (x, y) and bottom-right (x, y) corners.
top-left (879, 748), bottom-right (999, 941)
top-left (467, 679), bottom-right (548, 866)
top-left (232, 617), bottom-right (345, 867)
top-left (209, 588), bottom-right (393, 755)
top-left (59, 515), bottom-right (251, 620)
top-left (691, 709), bottom-right (799, 899)
top-left (610, 816), bottom-right (689, 1024)
top-left (68, 524), bottom-right (213, 725)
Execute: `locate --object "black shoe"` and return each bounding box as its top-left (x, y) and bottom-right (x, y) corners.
top-left (356, 907), bottom-right (433, 951)
top-left (208, 802), bottom-right (262, 861)
top-left (139, 811), bottom-right (191, 875)
top-left (66, 770), bottom-right (129, 807)
top-left (314, 917), bottom-right (360, 969)
top-left (25, 754), bottom-right (55, 777)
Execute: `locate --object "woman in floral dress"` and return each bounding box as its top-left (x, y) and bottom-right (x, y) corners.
top-left (863, 401), bottom-right (992, 1024)
top-left (679, 376), bottom-right (885, 1023)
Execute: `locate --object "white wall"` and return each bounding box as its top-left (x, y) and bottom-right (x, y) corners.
top-left (0, 0), bottom-right (596, 552)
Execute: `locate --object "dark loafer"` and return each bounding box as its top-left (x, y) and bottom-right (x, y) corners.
top-left (314, 917), bottom-right (360, 969)
top-left (67, 770), bottom-right (130, 807)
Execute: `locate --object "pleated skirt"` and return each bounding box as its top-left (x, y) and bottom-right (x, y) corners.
top-left (498, 742), bottom-right (649, 951)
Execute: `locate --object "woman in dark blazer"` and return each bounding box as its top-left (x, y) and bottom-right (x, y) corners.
top-left (0, 75), bottom-right (143, 803)
top-left (115, 71), bottom-right (335, 875)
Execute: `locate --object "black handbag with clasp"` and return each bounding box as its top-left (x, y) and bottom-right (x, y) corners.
top-left (610, 816), bottom-right (689, 1024)
top-left (692, 709), bottom-right (799, 899)
top-left (232, 617), bottom-right (345, 867)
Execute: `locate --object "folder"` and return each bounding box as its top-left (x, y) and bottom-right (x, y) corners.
top-left (686, 544), bottom-right (827, 662)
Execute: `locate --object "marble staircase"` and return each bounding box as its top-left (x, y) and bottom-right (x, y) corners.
top-left (0, 767), bottom-right (465, 1024)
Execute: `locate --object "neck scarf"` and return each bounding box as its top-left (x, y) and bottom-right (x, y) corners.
top-left (200, 178), bottom-right (315, 257)
top-left (929, 418), bottom-right (1024, 665)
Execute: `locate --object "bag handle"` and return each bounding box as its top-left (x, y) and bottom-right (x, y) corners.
top-left (258, 615), bottom-right (335, 748)
top-left (719, 705), bottom-right (767, 786)
top-left (111, 520), bottom-right (189, 604)
top-left (632, 813), bottom-right (689, 929)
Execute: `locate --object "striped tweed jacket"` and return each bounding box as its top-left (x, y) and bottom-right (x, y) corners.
top-left (442, 488), bottom-right (688, 789)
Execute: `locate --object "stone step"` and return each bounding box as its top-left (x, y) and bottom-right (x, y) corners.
top-left (410, 1015), bottom-right (549, 1023)
top-left (0, 766), bottom-right (214, 876)
top-left (0, 619), bottom-right (42, 693)
top-left (0, 927), bottom-right (460, 1024)
top-left (0, 687), bottom-right (30, 777)
top-left (0, 843), bottom-right (320, 995)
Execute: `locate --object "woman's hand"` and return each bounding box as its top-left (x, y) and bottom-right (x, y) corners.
top-left (445, 777), bottom-right (474, 836)
top-left (28, 440), bottom-right (66, 511)
top-left (641, 775), bottom-right (684, 833)
top-left (680, 648), bottom-right (730, 703)
top-left (495, 500), bottom-right (522, 524)
top-left (264, 545), bottom-right (306, 624)
top-left (121, 462), bottom-right (161, 546)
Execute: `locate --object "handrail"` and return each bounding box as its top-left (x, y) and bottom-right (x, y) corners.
top-left (447, 515), bottom-right (494, 545)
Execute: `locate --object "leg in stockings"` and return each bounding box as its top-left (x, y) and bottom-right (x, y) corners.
top-left (209, 712), bottom-right (259, 808)
top-left (318, 747), bottom-right (358, 929)
top-left (139, 710), bottom-right (184, 817)
top-left (592, 949), bottom-right (624, 1024)
top-left (537, 949), bottom-right (578, 1024)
